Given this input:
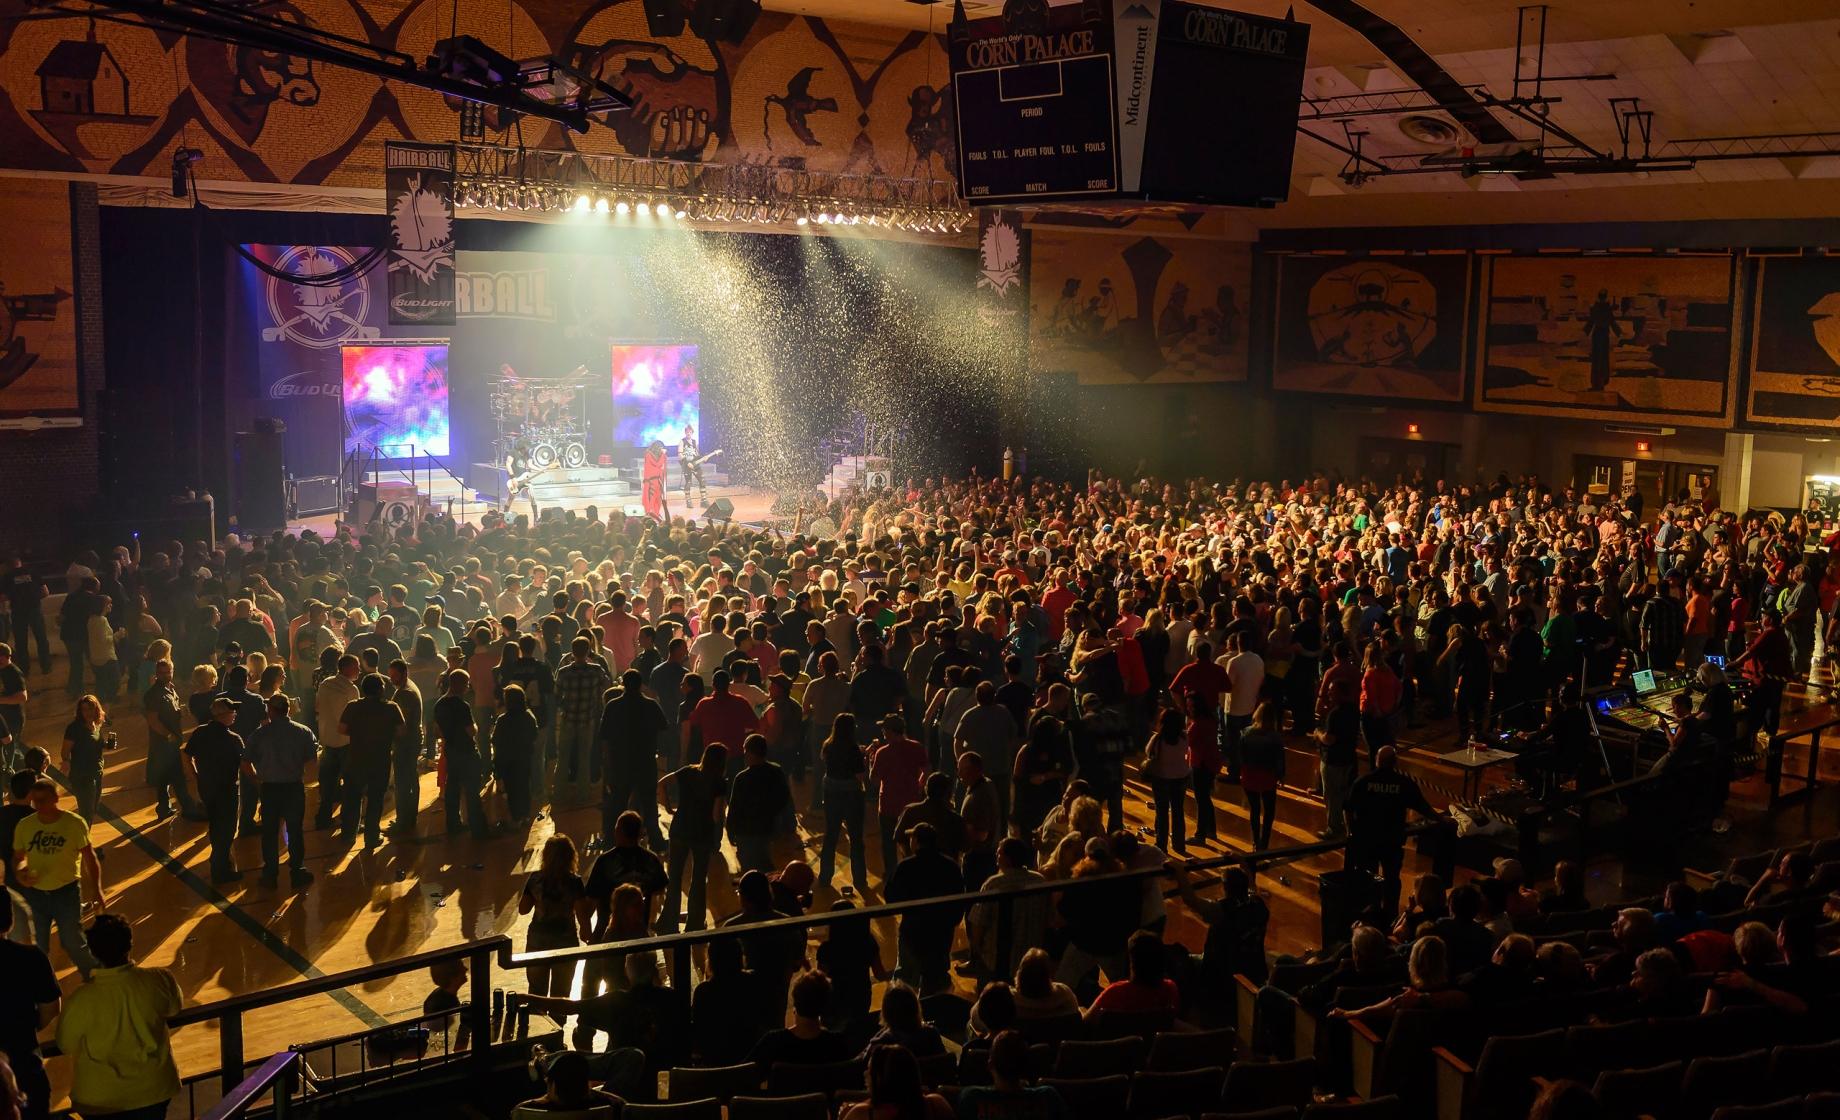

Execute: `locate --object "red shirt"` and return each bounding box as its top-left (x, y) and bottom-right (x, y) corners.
top-left (1360, 666), bottom-right (1401, 717)
top-left (1041, 586), bottom-right (1077, 642)
top-left (868, 735), bottom-right (928, 818)
top-left (688, 691), bottom-right (759, 755)
top-left (1742, 627), bottom-right (1791, 684)
top-left (1116, 638), bottom-right (1149, 697)
top-left (1169, 660), bottom-right (1229, 724)
top-left (1089, 978), bottom-right (1180, 1016)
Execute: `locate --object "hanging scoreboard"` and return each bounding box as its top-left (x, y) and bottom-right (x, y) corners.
top-left (950, 0), bottom-right (1310, 209)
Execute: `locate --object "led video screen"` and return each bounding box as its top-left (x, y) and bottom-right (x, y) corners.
top-left (611, 343), bottom-right (699, 448)
top-left (341, 343), bottom-right (451, 456)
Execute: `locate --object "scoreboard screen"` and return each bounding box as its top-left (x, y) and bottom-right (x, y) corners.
top-left (950, 2), bottom-right (1121, 205)
top-left (954, 54), bottom-right (1119, 202)
top-left (949, 0), bottom-right (1308, 210)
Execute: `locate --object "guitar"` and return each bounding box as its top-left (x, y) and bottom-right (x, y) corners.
top-left (685, 448), bottom-right (723, 469)
top-left (507, 463), bottom-right (556, 492)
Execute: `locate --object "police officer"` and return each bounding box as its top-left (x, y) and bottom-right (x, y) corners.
top-left (185, 697), bottom-right (246, 883)
top-left (1344, 746), bottom-right (1442, 919)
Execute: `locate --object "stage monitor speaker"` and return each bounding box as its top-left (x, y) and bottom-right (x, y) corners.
top-left (703, 497), bottom-right (735, 521)
top-left (233, 429), bottom-right (287, 531)
top-left (644, 0), bottom-right (685, 36)
top-left (686, 0), bottom-right (758, 44)
top-left (472, 462), bottom-right (510, 505)
top-left (291, 475), bottom-right (341, 516)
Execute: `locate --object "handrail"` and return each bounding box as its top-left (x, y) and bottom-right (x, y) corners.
top-left (201, 1049), bottom-right (301, 1120)
top-left (359, 440), bottom-right (471, 524)
top-left (1766, 711), bottom-right (1840, 805)
top-left (158, 825), bottom-right (1441, 1103)
top-left (1512, 754), bottom-right (1722, 868)
top-left (172, 935), bottom-right (510, 1099)
top-left (171, 935), bottom-right (513, 1026)
top-left (513, 821), bottom-right (1445, 971)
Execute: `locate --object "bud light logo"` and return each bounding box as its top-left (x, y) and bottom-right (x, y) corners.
top-left (268, 370), bottom-right (339, 400)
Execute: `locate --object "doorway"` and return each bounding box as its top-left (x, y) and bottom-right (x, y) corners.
top-left (1357, 437), bottom-right (1451, 484)
top-left (1573, 455), bottom-right (1719, 517)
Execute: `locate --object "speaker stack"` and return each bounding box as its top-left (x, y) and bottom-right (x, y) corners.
top-left (233, 419), bottom-right (288, 533)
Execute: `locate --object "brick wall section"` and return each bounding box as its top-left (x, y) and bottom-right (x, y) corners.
top-left (0, 181), bottom-right (103, 557)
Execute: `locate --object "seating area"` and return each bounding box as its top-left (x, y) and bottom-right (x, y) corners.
top-left (1232, 833), bottom-right (1840, 1120)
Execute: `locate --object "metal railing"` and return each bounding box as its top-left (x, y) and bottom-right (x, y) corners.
top-left (342, 440), bottom-right (473, 525)
top-left (1766, 710), bottom-right (1840, 806)
top-left (200, 1051), bottom-right (302, 1120)
top-left (514, 822), bottom-right (1445, 987)
top-left (157, 824), bottom-right (1443, 1114)
top-left (171, 936), bottom-right (510, 1100)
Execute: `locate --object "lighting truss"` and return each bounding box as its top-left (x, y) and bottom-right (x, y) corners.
top-left (451, 144), bottom-right (975, 234)
top-left (50, 0), bottom-right (626, 132)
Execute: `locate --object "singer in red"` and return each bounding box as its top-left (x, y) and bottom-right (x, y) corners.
top-left (641, 439), bottom-right (669, 522)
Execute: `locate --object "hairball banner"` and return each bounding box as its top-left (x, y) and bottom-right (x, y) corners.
top-left (384, 141), bottom-right (456, 326)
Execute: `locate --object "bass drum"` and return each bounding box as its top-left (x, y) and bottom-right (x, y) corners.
top-left (562, 442), bottom-right (588, 469)
top-left (529, 441), bottom-right (559, 469)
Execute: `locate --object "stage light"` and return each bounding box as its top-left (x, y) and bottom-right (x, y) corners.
top-left (796, 216), bottom-right (808, 226)
top-left (573, 193), bottom-right (592, 211)
top-left (674, 208), bottom-right (687, 220)
top-left (594, 197), bottom-right (610, 214)
top-left (637, 201), bottom-right (653, 217)
top-left (1407, 422), bottom-right (1421, 436)
top-left (615, 200), bottom-right (631, 216)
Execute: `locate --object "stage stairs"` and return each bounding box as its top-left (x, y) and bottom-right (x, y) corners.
top-left (825, 453), bottom-right (891, 495)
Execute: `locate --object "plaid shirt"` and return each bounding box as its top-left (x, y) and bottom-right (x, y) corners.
top-left (556, 658), bottom-right (612, 725)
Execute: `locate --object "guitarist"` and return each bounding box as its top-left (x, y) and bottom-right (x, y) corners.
top-left (680, 422), bottom-right (708, 509)
top-left (503, 439), bottom-right (540, 522)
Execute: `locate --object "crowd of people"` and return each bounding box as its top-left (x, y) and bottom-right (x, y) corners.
top-left (1, 466), bottom-right (1833, 1118)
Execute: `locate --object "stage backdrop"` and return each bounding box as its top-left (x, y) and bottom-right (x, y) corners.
top-left (0, 178), bottom-right (77, 416)
top-left (1476, 254), bottom-right (1738, 428)
top-left (1028, 229), bottom-right (1251, 385)
top-left (230, 228), bottom-right (997, 492)
top-left (1271, 253), bottom-right (1470, 402)
top-left (235, 243), bottom-right (388, 479)
top-left (1748, 257), bottom-right (1840, 429)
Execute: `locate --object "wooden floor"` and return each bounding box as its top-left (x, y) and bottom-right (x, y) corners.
top-left (14, 664), bottom-right (1840, 1113)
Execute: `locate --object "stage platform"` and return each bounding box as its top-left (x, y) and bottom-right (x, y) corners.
top-left (291, 465), bottom-right (792, 536)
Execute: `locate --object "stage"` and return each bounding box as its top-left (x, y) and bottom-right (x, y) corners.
top-left (290, 460), bottom-right (796, 536)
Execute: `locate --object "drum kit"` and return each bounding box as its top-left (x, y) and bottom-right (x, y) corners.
top-left (493, 364), bottom-right (594, 469)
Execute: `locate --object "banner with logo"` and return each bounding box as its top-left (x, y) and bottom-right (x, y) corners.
top-left (384, 141), bottom-right (456, 325)
top-left (1112, 0), bottom-right (1163, 193)
top-left (976, 208), bottom-right (1030, 439)
top-left (237, 243), bottom-right (385, 478)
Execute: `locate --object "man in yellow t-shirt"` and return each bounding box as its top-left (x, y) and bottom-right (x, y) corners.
top-left (57, 913), bottom-right (182, 1119)
top-left (10, 777), bottom-right (102, 977)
